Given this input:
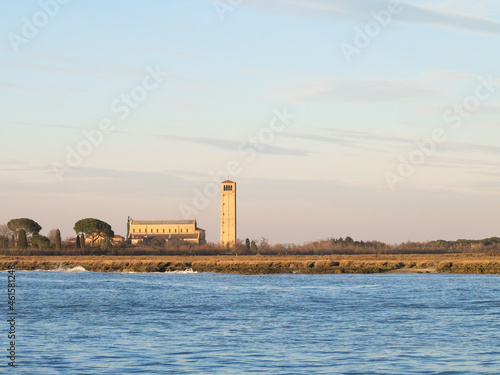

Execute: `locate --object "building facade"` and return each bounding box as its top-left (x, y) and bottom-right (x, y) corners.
top-left (127, 218), bottom-right (206, 245)
top-left (220, 180), bottom-right (236, 247)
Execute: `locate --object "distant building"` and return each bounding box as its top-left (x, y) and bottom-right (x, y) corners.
top-left (126, 218), bottom-right (206, 245)
top-left (220, 180), bottom-right (236, 247)
top-left (67, 234), bottom-right (125, 247)
top-left (111, 235), bottom-right (125, 245)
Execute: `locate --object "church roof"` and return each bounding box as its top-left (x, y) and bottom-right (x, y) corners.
top-left (130, 219), bottom-right (195, 225)
top-left (130, 233), bottom-right (200, 240)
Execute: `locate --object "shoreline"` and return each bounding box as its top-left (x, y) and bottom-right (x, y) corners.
top-left (1, 253), bottom-right (499, 274)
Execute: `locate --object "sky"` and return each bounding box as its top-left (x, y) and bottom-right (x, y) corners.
top-left (1, 0), bottom-right (500, 244)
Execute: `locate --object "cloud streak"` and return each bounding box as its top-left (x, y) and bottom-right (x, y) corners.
top-left (8, 121), bottom-right (308, 157)
top-left (284, 127), bottom-right (500, 162)
top-left (238, 0), bottom-right (500, 36)
top-left (152, 133), bottom-right (309, 156)
top-left (274, 77), bottom-right (440, 103)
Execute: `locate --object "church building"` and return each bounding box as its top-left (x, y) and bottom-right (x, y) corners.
top-left (127, 218), bottom-right (206, 245)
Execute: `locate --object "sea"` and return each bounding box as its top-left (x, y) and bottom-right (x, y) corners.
top-left (2, 269), bottom-right (500, 374)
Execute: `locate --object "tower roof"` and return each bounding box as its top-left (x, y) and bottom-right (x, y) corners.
top-left (221, 180), bottom-right (235, 183)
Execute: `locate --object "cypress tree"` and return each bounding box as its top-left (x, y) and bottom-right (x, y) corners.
top-left (76, 235), bottom-right (81, 249)
top-left (81, 234), bottom-right (85, 248)
top-left (18, 229), bottom-right (28, 249)
top-left (55, 229), bottom-right (62, 250)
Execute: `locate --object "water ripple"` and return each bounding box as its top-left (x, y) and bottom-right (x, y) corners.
top-left (8, 272), bottom-right (500, 374)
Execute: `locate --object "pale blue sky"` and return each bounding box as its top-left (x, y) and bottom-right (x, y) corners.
top-left (1, 0), bottom-right (500, 244)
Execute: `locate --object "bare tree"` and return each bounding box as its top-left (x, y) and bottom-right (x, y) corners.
top-left (0, 224), bottom-right (12, 249)
top-left (48, 229), bottom-right (58, 243)
top-left (259, 237), bottom-right (270, 251)
top-left (0, 224), bottom-right (12, 237)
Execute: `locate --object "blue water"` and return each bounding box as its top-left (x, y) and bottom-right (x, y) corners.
top-left (3, 271), bottom-right (500, 374)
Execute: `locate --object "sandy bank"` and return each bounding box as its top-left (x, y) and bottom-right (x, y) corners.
top-left (0, 253), bottom-right (499, 274)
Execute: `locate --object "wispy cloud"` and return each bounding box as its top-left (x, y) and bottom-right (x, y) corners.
top-left (129, 45), bottom-right (201, 58)
top-left (284, 127), bottom-right (500, 160)
top-left (163, 97), bottom-right (208, 112)
top-left (273, 77), bottom-right (440, 103)
top-left (3, 61), bottom-right (76, 74)
top-left (9, 121), bottom-right (308, 157)
top-left (2, 58), bottom-right (149, 81)
top-left (237, 0), bottom-right (500, 36)
top-left (316, 127), bottom-right (413, 144)
top-left (440, 141), bottom-right (500, 155)
top-left (152, 134), bottom-right (309, 156)
top-left (0, 167), bottom-right (198, 197)
top-left (2, 159), bottom-right (28, 166)
top-left (14, 121), bottom-right (83, 131)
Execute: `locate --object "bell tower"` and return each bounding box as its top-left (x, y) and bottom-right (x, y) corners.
top-left (220, 180), bottom-right (236, 247)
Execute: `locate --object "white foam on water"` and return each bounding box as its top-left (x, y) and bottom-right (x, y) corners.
top-left (67, 266), bottom-right (87, 273)
top-left (165, 268), bottom-right (198, 274)
top-left (52, 266), bottom-right (87, 273)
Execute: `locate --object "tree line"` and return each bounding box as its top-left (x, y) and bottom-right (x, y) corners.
top-left (1, 217), bottom-right (499, 256)
top-left (0, 217), bottom-right (114, 250)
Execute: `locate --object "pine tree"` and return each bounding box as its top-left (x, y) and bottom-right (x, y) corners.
top-left (55, 229), bottom-right (62, 250)
top-left (18, 229), bottom-right (28, 249)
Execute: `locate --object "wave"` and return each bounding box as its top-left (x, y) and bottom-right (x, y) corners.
top-left (165, 268), bottom-right (198, 274)
top-left (52, 266), bottom-right (87, 273)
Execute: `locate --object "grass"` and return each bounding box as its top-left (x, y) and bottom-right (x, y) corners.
top-left (1, 253), bottom-right (499, 274)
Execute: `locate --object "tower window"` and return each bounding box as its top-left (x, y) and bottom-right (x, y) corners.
top-left (163, 229), bottom-right (165, 233)
top-left (139, 229), bottom-right (141, 233)
top-left (133, 229), bottom-right (136, 233)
